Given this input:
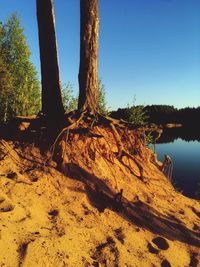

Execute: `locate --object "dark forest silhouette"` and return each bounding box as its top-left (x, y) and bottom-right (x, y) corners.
top-left (111, 105), bottom-right (200, 128)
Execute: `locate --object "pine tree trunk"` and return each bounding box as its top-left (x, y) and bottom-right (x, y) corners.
top-left (36, 0), bottom-right (64, 119)
top-left (78, 0), bottom-right (99, 113)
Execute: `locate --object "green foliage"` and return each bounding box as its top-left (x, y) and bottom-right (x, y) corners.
top-left (125, 104), bottom-right (151, 143)
top-left (62, 79), bottom-right (109, 114)
top-left (110, 100), bottom-right (151, 144)
top-left (146, 133), bottom-right (153, 145)
top-left (0, 14), bottom-right (40, 122)
top-left (111, 105), bottom-right (147, 126)
top-left (98, 79), bottom-right (109, 115)
top-left (62, 83), bottom-right (78, 112)
top-left (125, 104), bottom-right (148, 125)
top-left (0, 58), bottom-right (14, 121)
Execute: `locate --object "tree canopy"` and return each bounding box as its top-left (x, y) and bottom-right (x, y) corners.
top-left (0, 14), bottom-right (40, 122)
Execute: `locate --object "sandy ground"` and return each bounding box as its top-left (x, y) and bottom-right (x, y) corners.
top-left (0, 126), bottom-right (200, 267)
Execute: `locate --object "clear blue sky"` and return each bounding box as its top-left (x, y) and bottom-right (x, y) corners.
top-left (1, 0), bottom-right (200, 109)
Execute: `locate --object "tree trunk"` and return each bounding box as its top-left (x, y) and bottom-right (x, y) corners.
top-left (36, 0), bottom-right (64, 119)
top-left (78, 0), bottom-right (99, 113)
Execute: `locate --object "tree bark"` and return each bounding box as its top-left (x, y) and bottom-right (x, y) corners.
top-left (78, 0), bottom-right (99, 113)
top-left (36, 0), bottom-right (64, 119)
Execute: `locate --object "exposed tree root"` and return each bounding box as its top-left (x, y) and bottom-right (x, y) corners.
top-left (8, 111), bottom-right (156, 184)
top-left (107, 122), bottom-right (145, 180)
top-left (43, 110), bottom-right (150, 182)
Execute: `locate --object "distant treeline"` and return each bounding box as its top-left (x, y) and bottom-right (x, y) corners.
top-left (111, 105), bottom-right (200, 126)
top-left (144, 105), bottom-right (200, 126)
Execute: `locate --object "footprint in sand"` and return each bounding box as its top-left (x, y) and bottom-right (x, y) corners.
top-left (0, 197), bottom-right (14, 212)
top-left (147, 237), bottom-right (171, 267)
top-left (152, 236), bottom-right (169, 250)
top-left (147, 237), bottom-right (169, 254)
top-left (147, 242), bottom-right (159, 254)
top-left (161, 259), bottom-right (171, 267)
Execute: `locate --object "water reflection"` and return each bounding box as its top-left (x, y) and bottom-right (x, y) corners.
top-left (157, 127), bottom-right (200, 144)
top-left (155, 127), bottom-right (200, 200)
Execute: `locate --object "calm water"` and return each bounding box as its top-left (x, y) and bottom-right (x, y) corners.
top-left (155, 136), bottom-right (200, 200)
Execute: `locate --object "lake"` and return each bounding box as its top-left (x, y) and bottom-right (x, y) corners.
top-left (154, 128), bottom-right (200, 200)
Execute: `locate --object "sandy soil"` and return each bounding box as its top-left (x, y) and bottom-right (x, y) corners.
top-left (0, 125), bottom-right (200, 267)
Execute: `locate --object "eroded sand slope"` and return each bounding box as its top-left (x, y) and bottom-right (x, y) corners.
top-left (0, 129), bottom-right (200, 267)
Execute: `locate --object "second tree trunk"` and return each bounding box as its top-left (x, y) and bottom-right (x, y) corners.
top-left (78, 0), bottom-right (99, 113)
top-left (37, 0), bottom-right (64, 119)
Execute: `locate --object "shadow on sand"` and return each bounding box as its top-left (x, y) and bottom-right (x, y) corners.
top-left (64, 162), bottom-right (200, 248)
